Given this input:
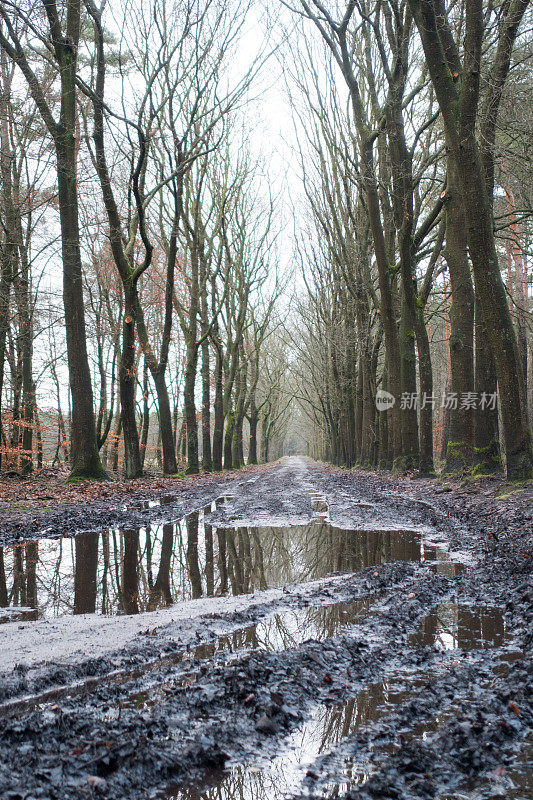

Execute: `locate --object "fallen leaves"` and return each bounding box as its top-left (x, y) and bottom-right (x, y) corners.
top-left (87, 775), bottom-right (107, 789)
top-left (255, 714), bottom-right (278, 735)
top-left (0, 463), bottom-right (268, 521)
top-left (489, 765), bottom-right (506, 778)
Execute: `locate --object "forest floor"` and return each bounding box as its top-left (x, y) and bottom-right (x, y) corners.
top-left (0, 456), bottom-right (531, 800)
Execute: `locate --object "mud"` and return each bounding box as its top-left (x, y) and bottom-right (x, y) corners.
top-left (0, 457), bottom-right (530, 800)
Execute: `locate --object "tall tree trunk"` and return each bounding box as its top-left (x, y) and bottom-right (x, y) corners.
top-left (360, 136), bottom-right (402, 462)
top-left (0, 61), bottom-right (14, 472)
top-left (183, 338), bottom-right (199, 474)
top-left (211, 335), bottom-right (224, 471)
top-left (15, 237), bottom-right (34, 475)
top-left (56, 60), bottom-right (103, 479)
top-left (399, 295), bottom-right (419, 468)
top-left (248, 396), bottom-right (258, 465)
top-left (200, 281), bottom-right (212, 471)
top-left (361, 351), bottom-right (375, 465)
top-left (416, 319), bottom-right (434, 475)
top-left (260, 413), bottom-right (271, 463)
top-left (224, 405), bottom-right (234, 470)
top-left (0, 252), bottom-right (10, 471)
top-left (343, 332), bottom-right (357, 467)
top-left (139, 359), bottom-right (150, 470)
top-left (409, 0), bottom-right (532, 480)
top-left (232, 357), bottom-right (246, 467)
top-left (133, 293), bottom-right (178, 475)
top-left (9, 332), bottom-right (21, 466)
top-left (354, 354), bottom-right (364, 462)
top-left (119, 292), bottom-right (142, 478)
top-left (201, 334), bottom-right (212, 471)
top-left (34, 390), bottom-right (43, 470)
top-left (443, 161), bottom-right (475, 472)
top-left (378, 365), bottom-right (390, 468)
top-left (473, 293), bottom-right (501, 472)
top-left (151, 369), bottom-right (177, 474)
top-left (20, 324), bottom-right (33, 475)
top-left (88, 1), bottom-right (158, 479)
top-left (457, 144), bottom-right (531, 478)
top-left (388, 83), bottom-right (431, 475)
top-left (111, 415), bottom-right (122, 472)
top-left (181, 231), bottom-right (200, 474)
top-left (505, 187), bottom-right (528, 385)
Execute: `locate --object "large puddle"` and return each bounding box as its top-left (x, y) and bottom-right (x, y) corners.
top-left (0, 504), bottom-right (450, 621)
top-left (155, 601), bottom-right (509, 800)
top-left (1, 486), bottom-right (525, 799)
top-left (194, 599), bottom-right (373, 658)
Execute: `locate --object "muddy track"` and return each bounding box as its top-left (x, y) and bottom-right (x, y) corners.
top-left (0, 457), bottom-right (531, 800)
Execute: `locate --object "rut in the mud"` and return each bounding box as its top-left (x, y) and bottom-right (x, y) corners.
top-left (0, 458), bottom-right (531, 800)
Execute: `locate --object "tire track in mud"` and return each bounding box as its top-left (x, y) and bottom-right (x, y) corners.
top-left (0, 562), bottom-right (458, 799)
top-left (152, 598), bottom-right (524, 800)
top-left (0, 588), bottom-right (373, 718)
top-left (0, 458), bottom-right (530, 800)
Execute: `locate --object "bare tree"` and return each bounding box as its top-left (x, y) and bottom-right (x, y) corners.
top-left (0, 0), bottom-right (105, 478)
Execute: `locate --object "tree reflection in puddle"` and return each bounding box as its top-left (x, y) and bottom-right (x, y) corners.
top-left (163, 677), bottom-right (414, 800)
top-left (122, 600), bottom-right (373, 712)
top-left (191, 600), bottom-right (373, 661)
top-left (0, 506), bottom-right (448, 621)
top-left (411, 604), bottom-right (506, 650)
top-left (161, 601), bottom-right (511, 800)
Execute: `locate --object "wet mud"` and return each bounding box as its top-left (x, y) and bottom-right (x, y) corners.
top-left (0, 457), bottom-right (530, 800)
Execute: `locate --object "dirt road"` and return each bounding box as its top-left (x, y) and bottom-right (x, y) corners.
top-left (0, 457), bottom-right (531, 799)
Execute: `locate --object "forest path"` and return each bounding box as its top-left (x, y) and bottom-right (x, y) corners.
top-left (0, 459), bottom-right (531, 800)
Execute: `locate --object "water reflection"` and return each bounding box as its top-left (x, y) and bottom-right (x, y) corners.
top-left (411, 604), bottom-right (506, 650)
top-left (246, 601), bottom-right (371, 652)
top-left (187, 602), bottom-right (372, 662)
top-left (503, 736), bottom-right (533, 799)
top-left (164, 677), bottom-right (411, 800)
top-left (159, 599), bottom-right (511, 800)
top-left (124, 602), bottom-right (373, 711)
top-left (0, 540), bottom-right (39, 622)
top-left (0, 509), bottom-right (441, 621)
